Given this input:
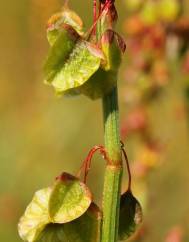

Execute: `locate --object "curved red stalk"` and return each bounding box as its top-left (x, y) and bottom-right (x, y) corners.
top-left (121, 142), bottom-right (132, 191)
top-left (78, 145), bottom-right (108, 183)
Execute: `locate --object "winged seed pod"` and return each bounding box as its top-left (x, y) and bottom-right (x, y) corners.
top-left (18, 187), bottom-right (52, 242)
top-left (118, 190), bottom-right (143, 241)
top-left (44, 3), bottom-right (126, 100)
top-left (47, 4), bottom-right (83, 46)
top-left (76, 28), bottom-right (126, 99)
top-left (18, 173), bottom-right (95, 242)
top-left (48, 173), bottom-right (92, 223)
top-left (78, 68), bottom-right (117, 99)
top-left (34, 203), bottom-right (102, 242)
top-left (44, 24), bottom-right (105, 97)
top-left (101, 29), bottom-right (126, 71)
top-left (62, 203), bottom-right (102, 242)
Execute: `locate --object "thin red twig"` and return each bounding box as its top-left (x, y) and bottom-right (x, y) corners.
top-left (121, 141), bottom-right (132, 191)
top-left (78, 145), bottom-right (108, 183)
top-left (86, 0), bottom-right (111, 40)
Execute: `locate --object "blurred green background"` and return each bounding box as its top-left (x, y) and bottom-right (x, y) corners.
top-left (0, 0), bottom-right (189, 242)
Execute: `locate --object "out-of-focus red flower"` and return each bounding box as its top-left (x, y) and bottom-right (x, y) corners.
top-left (121, 107), bottom-right (148, 138)
top-left (123, 15), bottom-right (146, 36)
top-left (165, 226), bottom-right (184, 242)
top-left (141, 25), bottom-right (166, 56)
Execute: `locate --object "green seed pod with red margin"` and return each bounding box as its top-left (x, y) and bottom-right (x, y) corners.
top-left (44, 3), bottom-right (126, 100)
top-left (34, 203), bottom-right (102, 242)
top-left (48, 173), bottom-right (92, 223)
top-left (77, 29), bottom-right (126, 99)
top-left (18, 173), bottom-right (102, 242)
top-left (101, 29), bottom-right (126, 71)
top-left (44, 24), bottom-right (104, 97)
top-left (47, 4), bottom-right (83, 46)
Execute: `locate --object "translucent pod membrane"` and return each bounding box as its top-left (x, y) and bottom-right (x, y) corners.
top-left (18, 173), bottom-right (103, 242)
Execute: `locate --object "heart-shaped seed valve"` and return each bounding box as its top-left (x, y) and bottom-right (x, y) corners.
top-left (34, 203), bottom-right (102, 242)
top-left (48, 173), bottom-right (92, 223)
top-left (118, 143), bottom-right (143, 240)
top-left (119, 190), bottom-right (143, 240)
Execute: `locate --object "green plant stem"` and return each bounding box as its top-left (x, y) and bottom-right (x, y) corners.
top-left (101, 85), bottom-right (123, 242)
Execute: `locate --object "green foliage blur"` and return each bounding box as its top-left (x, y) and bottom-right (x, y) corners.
top-left (0, 0), bottom-right (189, 242)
